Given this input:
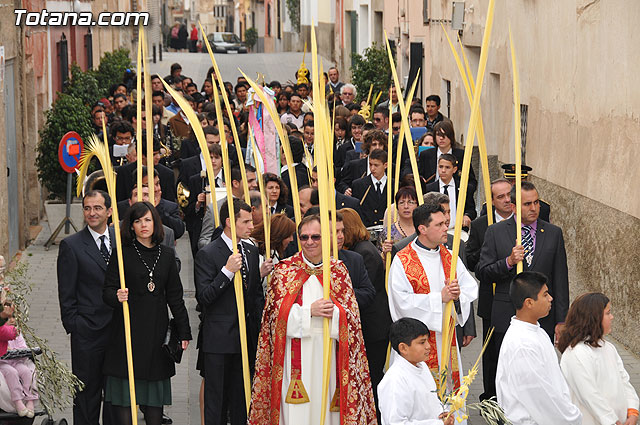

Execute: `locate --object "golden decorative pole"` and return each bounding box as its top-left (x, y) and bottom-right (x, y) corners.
top-left (135, 29), bottom-right (143, 201)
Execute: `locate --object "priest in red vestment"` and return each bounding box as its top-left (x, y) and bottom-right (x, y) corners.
top-left (249, 215), bottom-right (377, 425)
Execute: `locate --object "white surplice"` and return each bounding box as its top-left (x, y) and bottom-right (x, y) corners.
top-left (280, 256), bottom-right (341, 425)
top-left (388, 241), bottom-right (478, 374)
top-left (378, 354), bottom-right (445, 425)
top-left (496, 317), bottom-right (582, 425)
top-left (560, 339), bottom-right (639, 425)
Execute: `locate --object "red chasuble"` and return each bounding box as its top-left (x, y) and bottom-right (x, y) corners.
top-left (248, 252), bottom-right (377, 425)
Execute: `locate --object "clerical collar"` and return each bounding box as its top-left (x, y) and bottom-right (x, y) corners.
top-left (414, 239), bottom-right (439, 252)
top-left (302, 252), bottom-right (322, 268)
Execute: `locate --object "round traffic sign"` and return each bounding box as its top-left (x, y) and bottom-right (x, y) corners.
top-left (58, 131), bottom-right (84, 173)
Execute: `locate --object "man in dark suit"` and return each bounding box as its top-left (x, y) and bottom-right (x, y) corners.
top-left (351, 149), bottom-right (389, 227)
top-left (464, 178), bottom-right (513, 400)
top-left (117, 166), bottom-right (185, 239)
top-left (424, 153), bottom-right (476, 228)
top-left (281, 135), bottom-right (310, 204)
top-left (115, 140), bottom-right (177, 202)
top-left (57, 190), bottom-right (115, 425)
top-left (338, 129), bottom-right (387, 195)
top-left (194, 198), bottom-right (269, 425)
top-left (476, 181), bottom-right (569, 376)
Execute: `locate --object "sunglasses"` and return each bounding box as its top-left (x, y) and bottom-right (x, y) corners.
top-left (299, 234), bottom-right (321, 242)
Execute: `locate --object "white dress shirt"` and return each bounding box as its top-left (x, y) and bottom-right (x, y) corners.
top-left (439, 178), bottom-right (457, 227)
top-left (371, 174), bottom-right (387, 194)
top-left (88, 227), bottom-right (111, 254)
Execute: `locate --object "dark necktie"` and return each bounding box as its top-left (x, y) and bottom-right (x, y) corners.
top-left (272, 206), bottom-right (277, 215)
top-left (442, 184), bottom-right (449, 196)
top-left (522, 225), bottom-right (534, 266)
top-left (376, 181), bottom-right (382, 196)
top-left (99, 235), bottom-right (110, 264)
top-left (238, 243), bottom-right (248, 289)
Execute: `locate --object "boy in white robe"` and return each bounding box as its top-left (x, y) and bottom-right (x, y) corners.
top-left (495, 271), bottom-right (582, 425)
top-left (378, 318), bottom-right (454, 425)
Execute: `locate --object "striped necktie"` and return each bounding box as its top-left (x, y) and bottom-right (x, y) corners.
top-left (522, 225), bottom-right (534, 266)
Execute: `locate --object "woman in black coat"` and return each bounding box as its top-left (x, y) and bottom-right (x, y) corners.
top-left (264, 173), bottom-right (294, 218)
top-left (340, 207), bottom-right (391, 420)
top-left (412, 120), bottom-right (477, 195)
top-left (103, 201), bottom-right (191, 425)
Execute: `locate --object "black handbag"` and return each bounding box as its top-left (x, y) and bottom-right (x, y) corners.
top-left (163, 318), bottom-right (183, 364)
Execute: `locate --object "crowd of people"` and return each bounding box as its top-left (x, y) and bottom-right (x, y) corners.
top-left (56, 59), bottom-right (639, 425)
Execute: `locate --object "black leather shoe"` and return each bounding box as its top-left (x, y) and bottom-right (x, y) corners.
top-left (162, 413), bottom-right (173, 424)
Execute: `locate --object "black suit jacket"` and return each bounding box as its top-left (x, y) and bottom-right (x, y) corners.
top-left (410, 147), bottom-right (477, 196)
top-left (424, 178), bottom-right (477, 221)
top-left (180, 137), bottom-right (201, 159)
top-left (352, 174), bottom-right (388, 227)
top-left (115, 162), bottom-right (177, 203)
top-left (281, 164), bottom-right (310, 204)
top-left (337, 157), bottom-right (368, 193)
top-left (348, 242), bottom-right (392, 344)
top-left (337, 249), bottom-right (375, 310)
top-left (194, 237), bottom-right (264, 355)
top-left (465, 212), bottom-right (497, 319)
top-left (269, 202), bottom-right (294, 219)
top-left (57, 227), bottom-right (115, 341)
top-left (334, 139), bottom-right (355, 176)
top-left (476, 217), bottom-right (569, 338)
top-left (335, 191), bottom-right (361, 213)
top-left (178, 156), bottom-right (203, 188)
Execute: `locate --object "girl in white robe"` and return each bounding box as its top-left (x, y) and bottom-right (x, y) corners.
top-left (559, 292), bottom-right (639, 425)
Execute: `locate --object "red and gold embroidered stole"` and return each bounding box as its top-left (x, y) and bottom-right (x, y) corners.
top-left (396, 244), bottom-right (461, 389)
top-left (248, 252), bottom-right (377, 425)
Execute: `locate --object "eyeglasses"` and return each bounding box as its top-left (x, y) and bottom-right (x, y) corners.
top-left (115, 136), bottom-right (133, 142)
top-left (398, 200), bottom-right (417, 206)
top-left (299, 234), bottom-right (321, 242)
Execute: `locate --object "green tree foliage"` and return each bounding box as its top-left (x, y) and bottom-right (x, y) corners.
top-left (245, 28), bottom-right (258, 51)
top-left (350, 42), bottom-right (394, 104)
top-left (286, 0), bottom-right (300, 32)
top-left (64, 64), bottom-right (103, 106)
top-left (36, 94), bottom-right (93, 200)
top-left (95, 48), bottom-right (131, 95)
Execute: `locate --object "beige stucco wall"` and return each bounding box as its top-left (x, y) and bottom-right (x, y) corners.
top-left (386, 0), bottom-right (640, 352)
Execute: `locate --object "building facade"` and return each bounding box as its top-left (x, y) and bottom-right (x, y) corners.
top-left (382, 0), bottom-right (640, 354)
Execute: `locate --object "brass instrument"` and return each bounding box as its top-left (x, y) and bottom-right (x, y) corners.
top-left (81, 170), bottom-right (108, 197)
top-left (177, 181), bottom-right (190, 208)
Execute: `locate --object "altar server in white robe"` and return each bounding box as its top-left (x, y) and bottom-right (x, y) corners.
top-left (496, 271), bottom-right (582, 425)
top-left (559, 292), bottom-right (639, 425)
top-left (388, 201), bottom-right (477, 394)
top-left (378, 317), bottom-right (454, 425)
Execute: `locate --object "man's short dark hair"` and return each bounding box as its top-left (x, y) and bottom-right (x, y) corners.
top-left (288, 136), bottom-right (305, 163)
top-left (170, 63), bottom-right (182, 73)
top-left (234, 83), bottom-right (248, 93)
top-left (438, 153), bottom-right (457, 167)
top-left (269, 80), bottom-right (281, 89)
top-left (230, 167), bottom-right (242, 184)
top-left (510, 271), bottom-right (548, 310)
top-left (203, 126), bottom-right (220, 137)
top-left (121, 104), bottom-right (136, 122)
top-left (113, 93), bottom-right (127, 102)
top-left (373, 105), bottom-right (389, 117)
top-left (298, 213), bottom-right (320, 234)
top-left (152, 91), bottom-right (165, 99)
top-left (425, 94), bottom-right (441, 106)
top-left (83, 190), bottom-right (111, 209)
top-left (151, 74), bottom-right (160, 81)
top-left (349, 114), bottom-right (366, 127)
top-left (249, 191), bottom-right (262, 208)
top-left (303, 120), bottom-right (314, 129)
top-left (409, 105), bottom-right (426, 117)
top-left (304, 206), bottom-right (320, 217)
top-left (510, 181), bottom-right (537, 204)
top-left (412, 202), bottom-right (445, 234)
top-left (369, 149), bottom-right (387, 163)
top-left (389, 318), bottom-right (430, 353)
top-left (309, 189), bottom-right (319, 206)
top-left (185, 82), bottom-right (198, 90)
top-left (110, 120), bottom-right (135, 139)
top-left (244, 163), bottom-right (256, 174)
top-left (219, 198), bottom-right (252, 228)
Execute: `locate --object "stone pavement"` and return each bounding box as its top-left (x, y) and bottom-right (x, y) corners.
top-left (16, 220), bottom-right (640, 424)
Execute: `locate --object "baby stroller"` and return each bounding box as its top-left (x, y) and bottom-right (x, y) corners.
top-left (0, 348), bottom-right (68, 425)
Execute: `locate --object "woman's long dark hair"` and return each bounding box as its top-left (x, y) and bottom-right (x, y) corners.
top-left (121, 201), bottom-right (165, 246)
top-left (263, 173), bottom-right (289, 206)
top-left (557, 292), bottom-right (610, 353)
